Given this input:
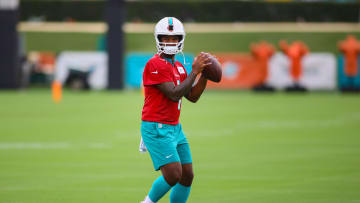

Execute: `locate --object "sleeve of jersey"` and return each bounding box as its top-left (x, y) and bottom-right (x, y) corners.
top-left (143, 61), bottom-right (173, 86)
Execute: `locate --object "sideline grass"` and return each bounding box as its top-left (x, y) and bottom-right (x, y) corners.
top-left (0, 89), bottom-right (359, 202)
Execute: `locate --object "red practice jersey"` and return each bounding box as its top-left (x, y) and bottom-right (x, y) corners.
top-left (142, 54), bottom-right (188, 125)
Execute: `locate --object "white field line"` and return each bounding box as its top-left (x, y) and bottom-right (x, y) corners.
top-left (0, 142), bottom-right (70, 149)
top-left (18, 22), bottom-right (360, 33)
top-left (0, 186), bottom-right (141, 191)
top-left (0, 142), bottom-right (111, 150)
top-left (192, 112), bottom-right (360, 137)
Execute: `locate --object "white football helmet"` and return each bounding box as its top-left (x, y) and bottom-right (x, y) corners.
top-left (154, 17), bottom-right (185, 55)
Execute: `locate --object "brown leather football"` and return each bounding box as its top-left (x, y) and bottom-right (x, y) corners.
top-left (202, 55), bottom-right (222, 83)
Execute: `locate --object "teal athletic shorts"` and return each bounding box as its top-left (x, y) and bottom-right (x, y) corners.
top-left (141, 121), bottom-right (193, 171)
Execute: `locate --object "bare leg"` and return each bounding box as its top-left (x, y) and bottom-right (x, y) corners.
top-left (160, 162), bottom-right (182, 186)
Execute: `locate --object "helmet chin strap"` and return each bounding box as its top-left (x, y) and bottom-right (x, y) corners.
top-left (157, 42), bottom-right (187, 66)
top-left (180, 51), bottom-right (188, 66)
top-left (158, 48), bottom-right (187, 66)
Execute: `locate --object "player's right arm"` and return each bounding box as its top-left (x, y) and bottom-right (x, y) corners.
top-left (156, 52), bottom-right (212, 102)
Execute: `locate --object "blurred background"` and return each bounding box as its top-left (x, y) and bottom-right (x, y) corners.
top-left (2, 0), bottom-right (360, 91)
top-left (1, 0), bottom-right (360, 203)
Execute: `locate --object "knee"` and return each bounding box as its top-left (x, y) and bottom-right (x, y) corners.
top-left (182, 168), bottom-right (194, 185)
top-left (164, 167), bottom-right (182, 186)
top-left (185, 170), bottom-right (194, 182)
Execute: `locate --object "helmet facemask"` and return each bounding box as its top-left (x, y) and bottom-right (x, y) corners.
top-left (156, 34), bottom-right (184, 55)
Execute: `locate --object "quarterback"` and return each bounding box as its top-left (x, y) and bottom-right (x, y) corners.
top-left (140, 17), bottom-right (212, 203)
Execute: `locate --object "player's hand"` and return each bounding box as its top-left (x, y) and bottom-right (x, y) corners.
top-left (192, 52), bottom-right (212, 75)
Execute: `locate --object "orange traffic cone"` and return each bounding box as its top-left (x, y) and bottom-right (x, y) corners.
top-left (52, 81), bottom-right (62, 103)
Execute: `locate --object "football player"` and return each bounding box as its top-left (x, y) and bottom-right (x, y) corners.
top-left (140, 17), bottom-right (212, 203)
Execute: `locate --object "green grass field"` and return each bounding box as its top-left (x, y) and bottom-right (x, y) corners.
top-left (0, 89), bottom-right (359, 203)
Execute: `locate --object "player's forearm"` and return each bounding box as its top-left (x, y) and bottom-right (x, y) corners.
top-left (170, 71), bottom-right (198, 101)
top-left (186, 75), bottom-right (207, 103)
top-left (156, 71), bottom-right (198, 102)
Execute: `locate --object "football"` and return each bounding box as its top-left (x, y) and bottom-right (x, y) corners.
top-left (202, 55), bottom-right (222, 83)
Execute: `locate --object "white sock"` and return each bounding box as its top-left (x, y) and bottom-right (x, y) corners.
top-left (143, 195), bottom-right (155, 203)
